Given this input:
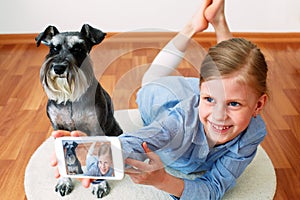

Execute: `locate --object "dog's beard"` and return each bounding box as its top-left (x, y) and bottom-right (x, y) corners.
top-left (66, 154), bottom-right (77, 165)
top-left (50, 76), bottom-right (72, 95)
top-left (41, 57), bottom-right (93, 104)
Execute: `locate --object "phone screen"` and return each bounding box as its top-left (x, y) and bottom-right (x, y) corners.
top-left (55, 136), bottom-right (124, 180)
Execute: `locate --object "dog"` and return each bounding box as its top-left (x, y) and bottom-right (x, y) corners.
top-left (36, 24), bottom-right (123, 198)
top-left (64, 141), bottom-right (83, 175)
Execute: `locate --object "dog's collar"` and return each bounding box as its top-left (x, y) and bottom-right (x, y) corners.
top-left (92, 179), bottom-right (104, 184)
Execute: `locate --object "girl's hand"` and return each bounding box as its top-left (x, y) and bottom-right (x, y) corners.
top-left (125, 142), bottom-right (167, 186)
top-left (50, 130), bottom-right (92, 188)
top-left (125, 142), bottom-right (184, 197)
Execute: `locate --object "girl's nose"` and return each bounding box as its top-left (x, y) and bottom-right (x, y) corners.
top-left (212, 105), bottom-right (227, 121)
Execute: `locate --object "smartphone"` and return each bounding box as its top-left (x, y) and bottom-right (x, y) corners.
top-left (55, 136), bottom-right (124, 180)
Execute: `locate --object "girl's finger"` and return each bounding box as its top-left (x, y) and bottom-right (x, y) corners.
top-left (142, 142), bottom-right (151, 153)
top-left (125, 158), bottom-right (149, 171)
top-left (52, 130), bottom-right (71, 138)
top-left (81, 178), bottom-right (92, 188)
top-left (54, 167), bottom-right (60, 179)
top-left (142, 142), bottom-right (160, 161)
top-left (50, 152), bottom-right (58, 167)
top-left (71, 130), bottom-right (88, 137)
top-left (125, 169), bottom-right (141, 175)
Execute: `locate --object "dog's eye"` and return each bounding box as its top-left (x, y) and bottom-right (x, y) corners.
top-left (70, 43), bottom-right (85, 54)
top-left (73, 48), bottom-right (81, 53)
top-left (51, 45), bottom-right (61, 53)
top-left (71, 47), bottom-right (82, 54)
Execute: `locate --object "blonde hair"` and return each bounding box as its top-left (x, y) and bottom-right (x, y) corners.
top-left (97, 143), bottom-right (112, 158)
top-left (200, 38), bottom-right (268, 97)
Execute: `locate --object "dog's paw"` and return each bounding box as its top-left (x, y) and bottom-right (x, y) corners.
top-left (55, 177), bottom-right (74, 196)
top-left (91, 180), bottom-right (111, 198)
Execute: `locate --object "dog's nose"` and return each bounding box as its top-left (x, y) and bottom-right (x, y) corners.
top-left (53, 63), bottom-right (67, 75)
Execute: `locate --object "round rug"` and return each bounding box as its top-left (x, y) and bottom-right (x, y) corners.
top-left (25, 109), bottom-right (276, 199)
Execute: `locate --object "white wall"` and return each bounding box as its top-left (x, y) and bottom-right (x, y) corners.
top-left (0, 0), bottom-right (299, 34)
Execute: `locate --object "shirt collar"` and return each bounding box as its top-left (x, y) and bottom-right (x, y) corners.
top-left (192, 122), bottom-right (210, 157)
top-left (214, 130), bottom-right (244, 153)
top-left (192, 121), bottom-right (207, 145)
top-left (192, 121), bottom-right (243, 153)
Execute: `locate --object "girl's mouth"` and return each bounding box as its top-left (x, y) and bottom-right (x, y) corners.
top-left (208, 121), bottom-right (232, 134)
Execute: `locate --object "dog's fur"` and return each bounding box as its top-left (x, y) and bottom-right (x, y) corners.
top-left (36, 24), bottom-right (123, 198)
top-left (64, 142), bottom-right (83, 175)
top-left (91, 179), bottom-right (111, 198)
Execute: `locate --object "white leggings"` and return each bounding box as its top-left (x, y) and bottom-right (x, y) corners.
top-left (141, 40), bottom-right (185, 86)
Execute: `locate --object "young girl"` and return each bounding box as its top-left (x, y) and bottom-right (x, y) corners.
top-left (122, 0), bottom-right (268, 199)
top-left (85, 142), bottom-right (114, 177)
top-left (52, 0), bottom-right (268, 199)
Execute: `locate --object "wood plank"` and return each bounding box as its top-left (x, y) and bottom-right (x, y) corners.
top-left (1, 32), bottom-right (300, 44)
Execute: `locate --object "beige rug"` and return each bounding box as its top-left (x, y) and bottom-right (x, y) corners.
top-left (25, 109), bottom-right (276, 199)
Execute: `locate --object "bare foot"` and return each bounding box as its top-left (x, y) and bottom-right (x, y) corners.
top-left (191, 0), bottom-right (213, 33)
top-left (180, 0), bottom-right (212, 38)
top-left (204, 0), bottom-right (225, 25)
top-left (204, 0), bottom-right (232, 42)
top-left (173, 0), bottom-right (214, 52)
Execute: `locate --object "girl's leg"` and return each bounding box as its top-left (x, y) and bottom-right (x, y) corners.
top-left (142, 0), bottom-right (212, 86)
top-left (141, 39), bottom-right (186, 86)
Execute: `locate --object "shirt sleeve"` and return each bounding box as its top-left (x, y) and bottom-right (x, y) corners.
top-left (119, 108), bottom-right (192, 164)
top-left (85, 156), bottom-right (99, 176)
top-left (180, 116), bottom-right (267, 200)
top-left (120, 76), bottom-right (200, 163)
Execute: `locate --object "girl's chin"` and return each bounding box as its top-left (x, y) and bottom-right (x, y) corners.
top-left (207, 127), bottom-right (234, 144)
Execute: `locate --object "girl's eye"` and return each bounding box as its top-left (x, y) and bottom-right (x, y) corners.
top-left (228, 102), bottom-right (240, 107)
top-left (205, 97), bottom-right (215, 103)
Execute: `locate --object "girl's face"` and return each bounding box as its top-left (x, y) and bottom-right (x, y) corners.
top-left (199, 76), bottom-right (267, 146)
top-left (98, 154), bottom-right (112, 175)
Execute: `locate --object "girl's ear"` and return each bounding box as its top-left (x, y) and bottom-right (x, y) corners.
top-left (254, 94), bottom-right (268, 117)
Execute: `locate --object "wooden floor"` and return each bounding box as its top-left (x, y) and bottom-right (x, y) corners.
top-left (0, 32), bottom-right (299, 199)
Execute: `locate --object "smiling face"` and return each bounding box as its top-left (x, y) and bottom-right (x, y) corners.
top-left (199, 75), bottom-right (267, 146)
top-left (98, 153), bottom-right (113, 175)
top-left (199, 38), bottom-right (268, 146)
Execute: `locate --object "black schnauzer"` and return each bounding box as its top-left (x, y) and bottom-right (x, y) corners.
top-left (36, 24), bottom-right (123, 198)
top-left (64, 141), bottom-right (84, 175)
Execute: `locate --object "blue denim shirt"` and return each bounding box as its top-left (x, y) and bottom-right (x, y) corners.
top-left (119, 76), bottom-right (267, 200)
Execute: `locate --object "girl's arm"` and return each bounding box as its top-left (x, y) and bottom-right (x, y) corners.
top-left (125, 117), bottom-right (267, 200)
top-left (86, 142), bottom-right (97, 172)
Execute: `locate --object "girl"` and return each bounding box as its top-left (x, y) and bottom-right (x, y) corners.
top-left (85, 142), bottom-right (114, 177)
top-left (122, 0), bottom-right (268, 199)
top-left (52, 0), bottom-right (268, 199)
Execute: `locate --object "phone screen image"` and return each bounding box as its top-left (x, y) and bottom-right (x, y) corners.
top-left (55, 137), bottom-right (124, 180)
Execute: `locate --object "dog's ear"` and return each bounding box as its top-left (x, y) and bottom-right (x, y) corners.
top-left (63, 142), bottom-right (69, 148)
top-left (80, 24), bottom-right (106, 49)
top-left (35, 25), bottom-right (59, 47)
top-left (72, 141), bottom-right (78, 148)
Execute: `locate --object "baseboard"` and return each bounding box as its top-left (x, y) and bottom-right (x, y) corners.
top-left (1, 32), bottom-right (300, 45)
